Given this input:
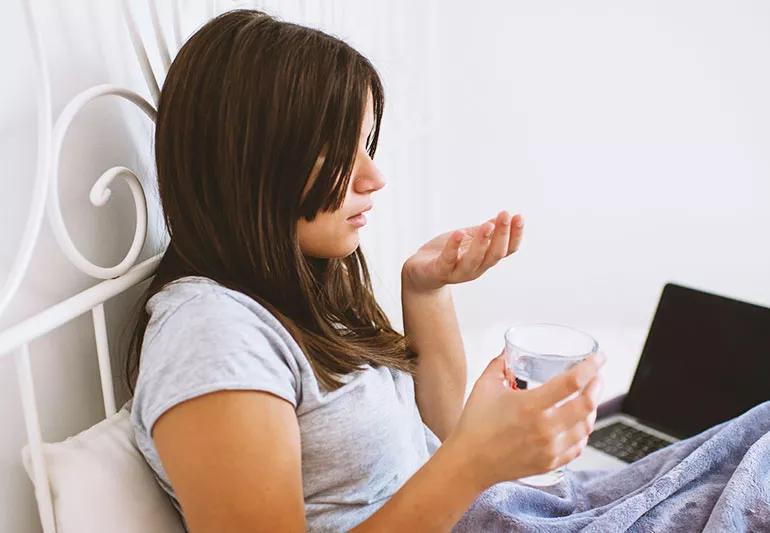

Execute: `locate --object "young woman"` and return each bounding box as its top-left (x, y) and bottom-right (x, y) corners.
top-left (127, 9), bottom-right (770, 533)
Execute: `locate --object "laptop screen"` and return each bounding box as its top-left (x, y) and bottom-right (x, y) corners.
top-left (623, 283), bottom-right (770, 439)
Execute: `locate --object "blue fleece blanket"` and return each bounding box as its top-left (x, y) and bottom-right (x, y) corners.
top-left (453, 400), bottom-right (770, 532)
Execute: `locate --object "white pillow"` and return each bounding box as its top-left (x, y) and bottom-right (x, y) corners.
top-left (21, 403), bottom-right (185, 533)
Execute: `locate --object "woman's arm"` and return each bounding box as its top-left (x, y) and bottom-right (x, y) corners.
top-left (153, 386), bottom-right (483, 533)
top-left (152, 390), bottom-right (306, 532)
top-left (152, 352), bottom-right (603, 533)
top-left (399, 211), bottom-right (523, 441)
top-left (401, 266), bottom-right (467, 441)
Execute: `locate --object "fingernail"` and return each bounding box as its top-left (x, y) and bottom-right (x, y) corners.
top-left (501, 212), bottom-right (511, 226)
top-left (515, 215), bottom-right (524, 228)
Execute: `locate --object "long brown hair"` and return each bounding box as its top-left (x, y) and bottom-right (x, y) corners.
top-left (124, 9), bottom-right (416, 394)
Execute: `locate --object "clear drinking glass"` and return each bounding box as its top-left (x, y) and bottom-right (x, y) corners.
top-left (503, 323), bottom-right (599, 486)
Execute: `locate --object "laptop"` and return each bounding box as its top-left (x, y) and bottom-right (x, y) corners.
top-left (571, 282), bottom-right (770, 472)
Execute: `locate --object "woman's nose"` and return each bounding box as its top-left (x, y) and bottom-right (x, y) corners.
top-left (354, 158), bottom-right (386, 193)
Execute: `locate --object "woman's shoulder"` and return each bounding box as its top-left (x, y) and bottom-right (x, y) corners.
top-left (141, 276), bottom-right (306, 374)
top-left (134, 276), bottom-right (306, 423)
top-left (145, 276), bottom-right (281, 339)
top-left (146, 275), bottom-right (259, 316)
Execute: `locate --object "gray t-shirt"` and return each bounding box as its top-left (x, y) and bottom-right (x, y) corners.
top-left (130, 275), bottom-right (441, 532)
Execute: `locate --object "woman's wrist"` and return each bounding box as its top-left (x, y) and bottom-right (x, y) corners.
top-left (440, 431), bottom-right (494, 494)
top-left (401, 262), bottom-right (446, 295)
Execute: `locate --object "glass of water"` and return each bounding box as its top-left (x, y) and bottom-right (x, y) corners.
top-left (503, 323), bottom-right (599, 487)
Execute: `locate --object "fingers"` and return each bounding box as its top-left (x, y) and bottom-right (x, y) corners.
top-left (556, 435), bottom-right (590, 468)
top-left (484, 211), bottom-right (524, 259)
top-left (532, 351), bottom-right (606, 409)
top-left (456, 221), bottom-right (494, 278)
top-left (479, 211), bottom-right (512, 270)
top-left (437, 230), bottom-right (464, 270)
top-left (451, 210), bottom-right (524, 280)
top-left (507, 214), bottom-right (524, 256)
top-left (541, 378), bottom-right (601, 469)
top-left (549, 374), bottom-right (602, 432)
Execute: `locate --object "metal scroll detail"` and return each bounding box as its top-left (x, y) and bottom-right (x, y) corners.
top-left (46, 85), bottom-right (156, 279)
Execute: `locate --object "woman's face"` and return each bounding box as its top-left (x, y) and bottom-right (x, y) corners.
top-left (297, 92), bottom-right (386, 258)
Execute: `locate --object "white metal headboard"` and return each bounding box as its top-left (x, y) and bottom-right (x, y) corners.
top-left (0, 2), bottom-right (260, 531)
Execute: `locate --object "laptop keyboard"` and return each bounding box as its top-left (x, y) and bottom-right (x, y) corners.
top-left (588, 421), bottom-right (673, 463)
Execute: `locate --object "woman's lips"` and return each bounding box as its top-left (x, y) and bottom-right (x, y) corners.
top-left (347, 205), bottom-right (372, 227)
top-left (347, 213), bottom-right (367, 227)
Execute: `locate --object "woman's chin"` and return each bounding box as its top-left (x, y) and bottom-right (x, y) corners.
top-left (303, 236), bottom-right (359, 259)
top-left (338, 236), bottom-right (360, 257)
top-left (338, 233), bottom-right (362, 257)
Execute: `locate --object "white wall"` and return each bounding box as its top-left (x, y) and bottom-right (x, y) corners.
top-left (426, 1), bottom-right (770, 399)
top-left (2, 1), bottom-right (770, 531)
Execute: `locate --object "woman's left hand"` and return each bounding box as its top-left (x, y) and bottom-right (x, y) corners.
top-left (402, 210), bottom-right (524, 293)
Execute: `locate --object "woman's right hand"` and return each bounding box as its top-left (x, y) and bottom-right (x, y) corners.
top-left (446, 349), bottom-right (606, 488)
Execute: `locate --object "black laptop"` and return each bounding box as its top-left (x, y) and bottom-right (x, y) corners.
top-left (572, 282), bottom-right (770, 471)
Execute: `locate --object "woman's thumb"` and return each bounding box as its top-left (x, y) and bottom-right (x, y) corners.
top-left (480, 349), bottom-right (506, 379)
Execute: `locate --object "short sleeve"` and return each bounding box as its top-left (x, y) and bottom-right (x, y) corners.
top-left (132, 291), bottom-right (301, 438)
